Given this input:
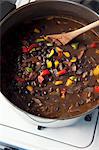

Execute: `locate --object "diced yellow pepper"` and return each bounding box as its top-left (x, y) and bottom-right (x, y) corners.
top-left (93, 65), bottom-right (99, 76)
top-left (26, 85), bottom-right (33, 92)
top-left (63, 52), bottom-right (70, 58)
top-left (66, 79), bottom-right (73, 86)
top-left (54, 60), bottom-right (59, 68)
top-left (47, 16), bottom-right (54, 20)
top-left (34, 28), bottom-right (40, 33)
top-left (47, 49), bottom-right (54, 58)
top-left (47, 60), bottom-right (52, 68)
top-left (55, 81), bottom-right (63, 85)
top-left (70, 57), bottom-right (77, 63)
top-left (71, 43), bottom-right (79, 50)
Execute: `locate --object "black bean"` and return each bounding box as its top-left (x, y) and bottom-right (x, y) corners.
top-left (41, 65), bottom-right (46, 70)
top-left (24, 90), bottom-right (28, 94)
top-left (38, 84), bottom-right (42, 87)
top-left (46, 97), bottom-right (49, 100)
top-left (49, 78), bottom-right (52, 82)
top-left (38, 51), bottom-right (42, 55)
top-left (84, 114), bottom-right (92, 122)
top-left (55, 106), bottom-right (60, 112)
top-left (71, 64), bottom-right (77, 72)
top-left (33, 51), bottom-right (37, 56)
top-left (43, 91), bottom-right (47, 95)
top-left (30, 53), bottom-right (33, 57)
top-left (17, 72), bottom-right (22, 77)
top-left (67, 88), bottom-right (74, 94)
top-left (78, 99), bottom-right (85, 106)
top-left (44, 84), bottom-right (47, 87)
top-left (49, 87), bottom-right (53, 92)
top-left (76, 69), bottom-right (83, 75)
top-left (35, 89), bottom-right (38, 93)
top-left (75, 102), bottom-right (79, 107)
top-left (31, 64), bottom-right (35, 69)
top-left (19, 90), bottom-right (22, 94)
top-left (28, 102), bottom-right (31, 107)
top-left (38, 56), bottom-right (42, 61)
top-left (26, 81), bottom-right (30, 85)
top-left (22, 40), bottom-right (29, 46)
top-left (33, 81), bottom-right (37, 86)
top-left (28, 63), bottom-right (31, 67)
top-left (38, 43), bottom-right (42, 46)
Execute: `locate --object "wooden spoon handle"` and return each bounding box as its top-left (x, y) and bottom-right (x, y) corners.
top-left (69, 20), bottom-right (99, 38)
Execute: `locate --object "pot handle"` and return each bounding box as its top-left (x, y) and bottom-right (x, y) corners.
top-left (16, 0), bottom-right (35, 8)
top-left (0, 1), bottom-right (16, 21)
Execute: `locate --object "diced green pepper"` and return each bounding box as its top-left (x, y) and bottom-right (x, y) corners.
top-left (35, 38), bottom-right (45, 43)
top-left (25, 67), bottom-right (32, 73)
top-left (71, 42), bottom-right (79, 50)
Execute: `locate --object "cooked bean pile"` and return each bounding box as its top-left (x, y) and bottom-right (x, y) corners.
top-left (12, 17), bottom-right (99, 118)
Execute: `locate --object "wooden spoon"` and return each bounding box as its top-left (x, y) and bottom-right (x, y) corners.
top-left (45, 20), bottom-right (99, 45)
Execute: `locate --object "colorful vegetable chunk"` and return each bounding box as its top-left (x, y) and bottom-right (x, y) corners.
top-left (57, 69), bottom-right (67, 76)
top-left (26, 85), bottom-right (33, 92)
top-left (54, 60), bottom-right (59, 68)
top-left (66, 79), bottom-right (73, 86)
top-left (38, 75), bottom-right (44, 83)
top-left (94, 86), bottom-right (99, 93)
top-left (90, 42), bottom-right (97, 48)
top-left (55, 80), bottom-right (63, 85)
top-left (25, 67), bottom-right (32, 73)
top-left (71, 42), bottom-right (79, 49)
top-left (93, 65), bottom-right (99, 76)
top-left (34, 28), bottom-right (40, 33)
top-left (70, 57), bottom-right (77, 63)
top-left (41, 69), bottom-right (50, 76)
top-left (47, 49), bottom-right (54, 58)
top-left (35, 38), bottom-right (45, 43)
top-left (63, 52), bottom-right (70, 58)
top-left (47, 60), bottom-right (52, 68)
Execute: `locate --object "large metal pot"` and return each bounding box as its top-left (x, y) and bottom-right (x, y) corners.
top-left (0, 0), bottom-right (99, 127)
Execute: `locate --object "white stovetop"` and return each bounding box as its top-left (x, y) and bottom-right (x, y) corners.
top-left (0, 92), bottom-right (99, 150)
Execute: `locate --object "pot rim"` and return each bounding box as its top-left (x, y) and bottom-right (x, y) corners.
top-left (0, 0), bottom-right (99, 25)
top-left (0, 0), bottom-right (99, 122)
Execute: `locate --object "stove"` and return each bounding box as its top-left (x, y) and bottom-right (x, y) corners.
top-left (0, 0), bottom-right (99, 150)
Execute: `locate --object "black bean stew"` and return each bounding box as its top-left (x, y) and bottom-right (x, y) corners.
top-left (2, 16), bottom-right (99, 119)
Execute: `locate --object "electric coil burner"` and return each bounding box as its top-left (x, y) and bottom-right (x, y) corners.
top-left (0, 0), bottom-right (99, 150)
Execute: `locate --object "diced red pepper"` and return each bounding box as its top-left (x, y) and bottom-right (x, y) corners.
top-left (58, 51), bottom-right (63, 58)
top-left (41, 69), bottom-right (50, 76)
top-left (94, 86), bottom-right (99, 93)
top-left (90, 42), bottom-right (97, 48)
top-left (38, 75), bottom-right (44, 83)
top-left (22, 44), bottom-right (39, 53)
top-left (15, 76), bottom-right (25, 83)
top-left (22, 46), bottom-right (28, 53)
top-left (28, 43), bottom-right (39, 51)
top-left (57, 69), bottom-right (67, 76)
